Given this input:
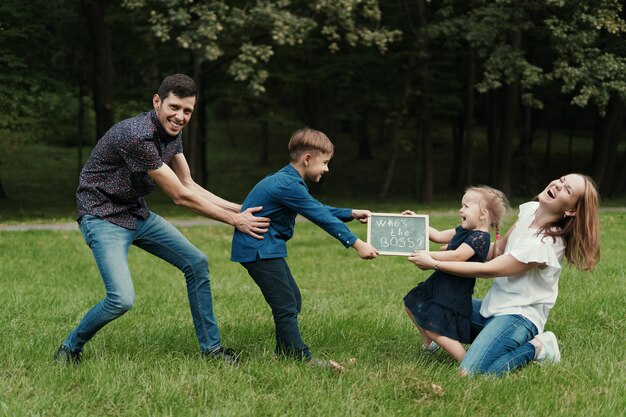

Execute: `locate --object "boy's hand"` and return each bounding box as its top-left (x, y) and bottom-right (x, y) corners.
top-left (401, 210), bottom-right (416, 216)
top-left (235, 206), bottom-right (270, 239)
top-left (351, 209), bottom-right (372, 224)
top-left (353, 239), bottom-right (378, 259)
top-left (408, 251), bottom-right (437, 270)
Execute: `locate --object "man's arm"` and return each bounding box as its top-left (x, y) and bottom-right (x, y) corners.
top-left (148, 159), bottom-right (269, 239)
top-left (169, 153), bottom-right (240, 213)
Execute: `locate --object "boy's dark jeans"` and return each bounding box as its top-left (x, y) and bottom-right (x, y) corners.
top-left (242, 258), bottom-right (311, 360)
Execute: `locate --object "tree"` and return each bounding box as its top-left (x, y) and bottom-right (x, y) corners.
top-left (122, 0), bottom-right (400, 185)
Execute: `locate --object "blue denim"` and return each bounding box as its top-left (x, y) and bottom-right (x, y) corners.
top-left (460, 299), bottom-right (538, 377)
top-left (63, 213), bottom-right (221, 353)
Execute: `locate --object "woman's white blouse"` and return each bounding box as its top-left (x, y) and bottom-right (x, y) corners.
top-left (480, 202), bottom-right (566, 333)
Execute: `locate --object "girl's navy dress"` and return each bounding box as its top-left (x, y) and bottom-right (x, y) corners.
top-left (403, 226), bottom-right (490, 344)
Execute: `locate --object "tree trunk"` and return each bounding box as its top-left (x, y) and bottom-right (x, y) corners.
top-left (0, 176), bottom-right (6, 199)
top-left (356, 108), bottom-right (372, 160)
top-left (487, 90), bottom-right (500, 184)
top-left (449, 117), bottom-right (463, 187)
top-left (517, 103), bottom-right (534, 195)
top-left (378, 122), bottom-right (400, 201)
top-left (591, 97), bottom-right (624, 191)
top-left (259, 118), bottom-right (270, 166)
top-left (462, 49), bottom-right (476, 187)
top-left (415, 0), bottom-right (433, 204)
top-left (77, 75), bottom-right (85, 177)
top-left (496, 29), bottom-right (521, 196)
top-left (378, 68), bottom-right (413, 201)
top-left (543, 123), bottom-right (552, 167)
top-left (610, 143), bottom-right (626, 196)
top-left (185, 55), bottom-right (207, 186)
top-left (82, 0), bottom-right (114, 140)
top-left (417, 116), bottom-right (433, 204)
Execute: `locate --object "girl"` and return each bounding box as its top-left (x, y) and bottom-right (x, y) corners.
top-left (403, 186), bottom-right (508, 362)
top-left (409, 174), bottom-right (600, 376)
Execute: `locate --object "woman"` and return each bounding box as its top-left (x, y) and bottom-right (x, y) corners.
top-left (408, 174), bottom-right (600, 376)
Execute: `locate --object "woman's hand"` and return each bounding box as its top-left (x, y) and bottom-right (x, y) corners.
top-left (408, 251), bottom-right (438, 270)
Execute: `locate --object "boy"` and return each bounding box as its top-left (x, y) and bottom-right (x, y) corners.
top-left (231, 128), bottom-right (378, 366)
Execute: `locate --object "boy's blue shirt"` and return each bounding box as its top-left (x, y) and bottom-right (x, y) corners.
top-left (231, 164), bottom-right (358, 262)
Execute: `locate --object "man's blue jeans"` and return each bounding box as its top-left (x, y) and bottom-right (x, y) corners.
top-left (63, 213), bottom-right (221, 353)
top-left (460, 299), bottom-right (538, 377)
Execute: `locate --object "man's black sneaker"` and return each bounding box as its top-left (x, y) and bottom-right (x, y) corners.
top-left (53, 345), bottom-right (81, 366)
top-left (202, 346), bottom-right (240, 365)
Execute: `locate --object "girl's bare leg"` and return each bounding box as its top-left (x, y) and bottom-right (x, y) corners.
top-left (403, 305), bottom-right (433, 347)
top-left (425, 330), bottom-right (466, 362)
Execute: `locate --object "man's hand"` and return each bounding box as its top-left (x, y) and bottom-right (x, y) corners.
top-left (352, 239), bottom-right (378, 259)
top-left (234, 206), bottom-right (270, 239)
top-left (351, 209), bottom-right (372, 224)
top-left (408, 251), bottom-right (437, 270)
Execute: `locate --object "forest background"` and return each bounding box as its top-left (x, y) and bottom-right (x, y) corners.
top-left (2, 0), bottom-right (626, 221)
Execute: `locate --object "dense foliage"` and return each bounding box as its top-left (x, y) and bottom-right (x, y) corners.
top-left (1, 0), bottom-right (625, 199)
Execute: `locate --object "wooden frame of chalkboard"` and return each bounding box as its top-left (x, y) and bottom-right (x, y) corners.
top-left (367, 213), bottom-right (429, 256)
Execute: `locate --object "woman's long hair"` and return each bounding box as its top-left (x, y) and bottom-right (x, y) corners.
top-left (540, 174), bottom-right (601, 271)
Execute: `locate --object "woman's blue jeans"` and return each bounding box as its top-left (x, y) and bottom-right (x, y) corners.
top-left (63, 213), bottom-right (221, 353)
top-left (460, 299), bottom-right (538, 377)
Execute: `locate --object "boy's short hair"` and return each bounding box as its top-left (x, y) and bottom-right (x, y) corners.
top-left (158, 74), bottom-right (198, 100)
top-left (288, 128), bottom-right (334, 162)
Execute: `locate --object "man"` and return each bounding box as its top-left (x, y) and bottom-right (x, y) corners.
top-left (54, 74), bottom-right (269, 365)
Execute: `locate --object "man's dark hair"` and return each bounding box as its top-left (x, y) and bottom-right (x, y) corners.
top-left (157, 74), bottom-right (198, 99)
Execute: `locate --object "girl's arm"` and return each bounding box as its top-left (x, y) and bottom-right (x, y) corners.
top-left (428, 226), bottom-right (456, 244)
top-left (408, 251), bottom-right (543, 278)
top-left (401, 210), bottom-right (455, 244)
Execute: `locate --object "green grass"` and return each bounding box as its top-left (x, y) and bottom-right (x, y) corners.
top-left (1, 213), bottom-right (624, 417)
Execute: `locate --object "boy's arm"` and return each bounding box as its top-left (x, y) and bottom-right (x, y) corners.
top-left (278, 182), bottom-right (377, 258)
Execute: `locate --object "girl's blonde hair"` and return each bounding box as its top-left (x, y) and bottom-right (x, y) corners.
top-left (466, 185), bottom-right (508, 237)
top-left (539, 174), bottom-right (601, 271)
top-left (288, 128), bottom-right (334, 162)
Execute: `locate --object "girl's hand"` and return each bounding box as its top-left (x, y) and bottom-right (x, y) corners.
top-left (408, 252), bottom-right (437, 270)
top-left (401, 210), bottom-right (416, 216)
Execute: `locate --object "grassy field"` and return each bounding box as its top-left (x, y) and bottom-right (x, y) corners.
top-left (1, 212), bottom-right (624, 417)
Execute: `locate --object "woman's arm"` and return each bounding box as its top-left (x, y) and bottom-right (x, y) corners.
top-left (429, 243), bottom-right (475, 262)
top-left (408, 251), bottom-right (543, 278)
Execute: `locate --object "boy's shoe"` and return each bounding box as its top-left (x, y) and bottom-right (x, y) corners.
top-left (308, 357), bottom-right (345, 372)
top-left (534, 331), bottom-right (561, 363)
top-left (202, 346), bottom-right (240, 365)
top-left (53, 345), bottom-right (81, 366)
top-left (421, 341), bottom-right (440, 355)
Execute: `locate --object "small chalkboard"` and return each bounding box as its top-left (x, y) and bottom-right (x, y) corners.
top-left (367, 213), bottom-right (429, 256)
